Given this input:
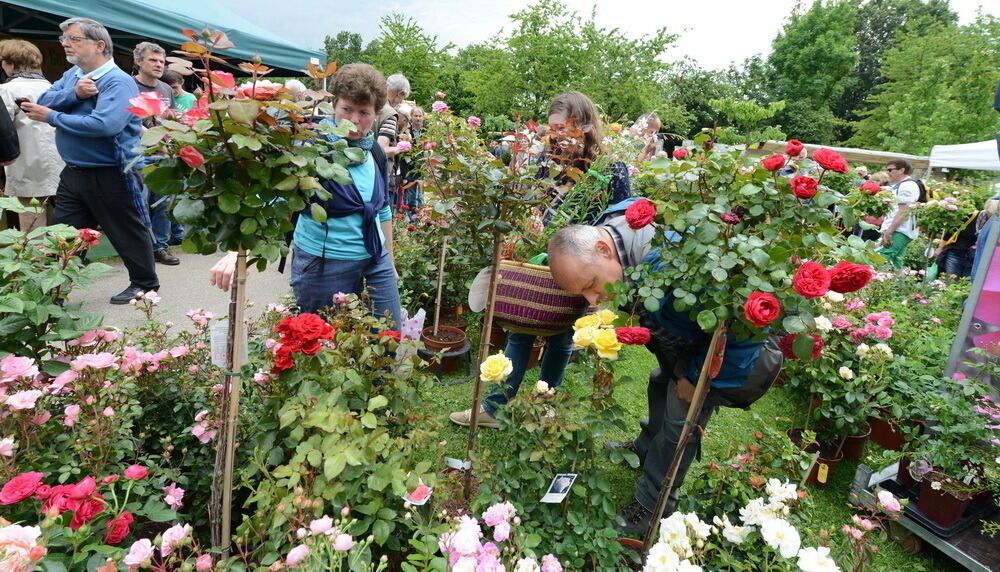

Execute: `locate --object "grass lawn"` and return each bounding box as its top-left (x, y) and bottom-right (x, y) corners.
top-left (425, 344), bottom-right (953, 571)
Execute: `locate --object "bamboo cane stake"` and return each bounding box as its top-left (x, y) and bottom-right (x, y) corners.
top-left (464, 233), bottom-right (503, 496)
top-left (642, 325), bottom-right (727, 555)
top-left (210, 250), bottom-right (248, 555)
top-left (432, 237), bottom-right (449, 337)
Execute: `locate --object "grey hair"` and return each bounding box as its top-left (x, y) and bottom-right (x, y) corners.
top-left (133, 41), bottom-right (165, 62)
top-left (386, 73), bottom-right (410, 96)
top-left (60, 18), bottom-right (113, 58)
top-left (548, 225), bottom-right (602, 262)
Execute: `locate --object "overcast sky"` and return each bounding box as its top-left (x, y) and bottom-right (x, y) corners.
top-left (215, 0), bottom-right (997, 70)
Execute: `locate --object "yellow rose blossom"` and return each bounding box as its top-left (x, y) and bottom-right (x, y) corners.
top-left (574, 314), bottom-right (601, 330)
top-left (591, 328), bottom-right (622, 360)
top-left (479, 352), bottom-right (514, 382)
top-left (572, 326), bottom-right (597, 349)
top-left (596, 309), bottom-right (617, 326)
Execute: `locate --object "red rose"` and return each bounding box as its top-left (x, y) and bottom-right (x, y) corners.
top-left (178, 146), bottom-right (205, 168)
top-left (785, 139), bottom-right (804, 157)
top-left (123, 465), bottom-right (148, 480)
top-left (615, 327), bottom-right (651, 345)
top-left (790, 175), bottom-right (818, 200)
top-left (78, 228), bottom-right (102, 245)
top-left (378, 330), bottom-right (402, 342)
top-left (813, 148), bottom-right (849, 173)
top-left (762, 154), bottom-right (786, 171)
top-left (827, 261), bottom-right (873, 293)
top-left (422, 141), bottom-right (436, 151)
top-left (0, 471), bottom-right (44, 505)
top-left (69, 495), bottom-right (104, 530)
top-left (42, 484), bottom-right (75, 514)
top-left (103, 510), bottom-right (134, 545)
top-left (68, 476), bottom-right (96, 499)
top-left (859, 180), bottom-right (881, 195)
top-left (672, 148), bottom-right (689, 160)
top-left (743, 292), bottom-right (781, 327)
top-left (101, 475), bottom-right (119, 485)
top-left (272, 345), bottom-right (294, 372)
top-left (791, 262), bottom-right (831, 300)
top-left (778, 334), bottom-right (823, 360)
top-left (34, 485), bottom-right (52, 501)
top-left (407, 225), bottom-right (416, 231)
top-left (625, 199), bottom-right (656, 230)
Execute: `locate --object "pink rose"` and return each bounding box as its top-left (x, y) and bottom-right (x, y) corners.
top-left (124, 465), bottom-right (149, 480)
top-left (493, 520), bottom-right (510, 542)
top-left (431, 100), bottom-right (449, 114)
top-left (435, 91), bottom-right (446, 99)
top-left (0, 471), bottom-right (44, 504)
top-left (123, 539), bottom-right (154, 567)
top-left (0, 355), bottom-right (38, 381)
top-left (286, 544), bottom-right (310, 566)
top-left (406, 484), bottom-right (433, 503)
top-left (70, 352), bottom-right (118, 371)
top-left (7, 390), bottom-right (43, 411)
top-left (333, 533), bottom-right (354, 551)
top-left (163, 482), bottom-right (185, 510)
top-left (467, 116), bottom-right (482, 127)
top-left (396, 140), bottom-right (412, 152)
top-left (196, 554), bottom-right (213, 571)
top-left (126, 91), bottom-right (168, 118)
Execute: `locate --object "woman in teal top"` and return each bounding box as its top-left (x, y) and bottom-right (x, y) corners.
top-left (210, 64), bottom-right (401, 326)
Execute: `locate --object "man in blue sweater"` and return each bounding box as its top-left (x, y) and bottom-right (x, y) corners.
top-left (20, 17), bottom-right (158, 304)
top-left (548, 203), bottom-right (783, 536)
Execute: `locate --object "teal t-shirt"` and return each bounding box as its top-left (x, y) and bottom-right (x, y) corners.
top-left (293, 154), bottom-right (392, 260)
top-left (173, 92), bottom-right (197, 112)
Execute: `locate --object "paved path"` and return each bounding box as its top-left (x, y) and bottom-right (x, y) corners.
top-left (68, 250), bottom-right (292, 331)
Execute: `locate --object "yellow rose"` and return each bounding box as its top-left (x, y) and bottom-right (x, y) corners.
top-left (592, 328), bottom-right (622, 360)
top-left (596, 309), bottom-right (618, 326)
top-left (574, 314), bottom-right (601, 330)
top-left (480, 352), bottom-right (513, 382)
top-left (572, 326), bottom-right (597, 349)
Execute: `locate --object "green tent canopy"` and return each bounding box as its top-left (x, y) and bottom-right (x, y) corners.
top-left (1, 0), bottom-right (324, 75)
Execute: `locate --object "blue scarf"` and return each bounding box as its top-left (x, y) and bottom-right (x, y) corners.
top-left (317, 119), bottom-right (386, 259)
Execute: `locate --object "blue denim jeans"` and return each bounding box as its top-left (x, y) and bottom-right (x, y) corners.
top-left (483, 328), bottom-right (574, 417)
top-left (289, 245), bottom-right (401, 327)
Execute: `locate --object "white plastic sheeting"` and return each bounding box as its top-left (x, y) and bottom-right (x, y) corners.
top-left (929, 139), bottom-right (1000, 172)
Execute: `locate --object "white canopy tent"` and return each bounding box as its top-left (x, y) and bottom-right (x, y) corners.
top-left (929, 139), bottom-right (1000, 172)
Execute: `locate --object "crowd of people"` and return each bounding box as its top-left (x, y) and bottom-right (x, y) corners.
top-left (2, 15), bottom-right (997, 540)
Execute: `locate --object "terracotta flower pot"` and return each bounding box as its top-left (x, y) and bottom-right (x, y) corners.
top-left (917, 476), bottom-right (970, 529)
top-left (840, 423), bottom-right (871, 461)
top-left (421, 325), bottom-right (467, 374)
top-left (868, 414), bottom-right (906, 451)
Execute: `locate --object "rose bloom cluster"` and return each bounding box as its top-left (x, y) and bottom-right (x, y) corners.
top-left (644, 479), bottom-right (844, 572)
top-left (438, 502), bottom-right (562, 572)
top-left (271, 313), bottom-right (336, 372)
top-left (570, 310), bottom-right (647, 361)
top-left (744, 261), bottom-right (873, 329)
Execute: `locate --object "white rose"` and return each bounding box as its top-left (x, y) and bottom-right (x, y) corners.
top-left (838, 367), bottom-right (854, 380)
top-left (814, 316), bottom-right (833, 332)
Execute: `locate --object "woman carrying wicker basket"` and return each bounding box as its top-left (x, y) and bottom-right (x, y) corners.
top-left (450, 91), bottom-right (631, 429)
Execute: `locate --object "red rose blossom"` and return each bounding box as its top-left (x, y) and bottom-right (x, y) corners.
top-left (785, 139), bottom-right (804, 157)
top-left (762, 154), bottom-right (786, 171)
top-left (103, 510), bottom-right (134, 545)
top-left (272, 314), bottom-right (336, 371)
top-left (78, 228), bottom-right (102, 245)
top-left (625, 199), bottom-right (656, 230)
top-left (778, 334), bottom-right (824, 360)
top-left (827, 261), bottom-right (873, 293)
top-left (859, 180), bottom-right (881, 195)
top-left (68, 476), bottom-right (96, 499)
top-left (69, 495), bottom-right (105, 530)
top-left (123, 465), bottom-right (148, 480)
top-left (672, 148), bottom-right (689, 160)
top-left (615, 327), bottom-right (651, 345)
top-left (743, 292), bottom-right (781, 327)
top-left (790, 175), bottom-right (818, 200)
top-left (178, 146), bottom-right (205, 168)
top-left (813, 148), bottom-right (849, 173)
top-left (0, 471), bottom-right (44, 505)
top-left (378, 330), bottom-right (402, 342)
top-left (422, 141), bottom-right (436, 151)
top-left (791, 262), bottom-right (831, 299)
top-left (720, 213), bottom-right (741, 224)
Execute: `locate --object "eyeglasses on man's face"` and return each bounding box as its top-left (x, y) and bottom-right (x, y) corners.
top-left (886, 167), bottom-right (900, 172)
top-left (59, 35), bottom-right (96, 45)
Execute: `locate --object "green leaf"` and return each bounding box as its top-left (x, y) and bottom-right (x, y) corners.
top-left (218, 194), bottom-right (241, 214)
top-left (273, 175), bottom-right (298, 191)
top-left (749, 249), bottom-right (771, 269)
top-left (140, 126), bottom-right (169, 147)
top-left (368, 395), bottom-right (388, 410)
top-left (310, 203), bottom-right (328, 223)
top-left (324, 454), bottom-right (346, 479)
top-left (231, 133), bottom-right (262, 151)
top-left (793, 333), bottom-right (815, 360)
top-left (240, 218), bottom-right (258, 234)
top-left (172, 198), bottom-right (206, 224)
top-left (643, 296), bottom-right (660, 313)
top-left (143, 163), bottom-right (184, 195)
top-left (711, 267), bottom-right (728, 282)
top-left (344, 147), bottom-right (365, 163)
top-left (227, 100), bottom-right (261, 124)
top-left (696, 309), bottom-right (718, 331)
top-left (782, 315), bottom-right (805, 334)
top-left (0, 295), bottom-right (25, 313)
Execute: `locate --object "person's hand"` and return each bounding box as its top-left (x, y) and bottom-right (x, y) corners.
top-left (0, 159), bottom-right (16, 167)
top-left (75, 75), bottom-right (99, 99)
top-left (20, 102), bottom-right (52, 123)
top-left (676, 376), bottom-right (696, 402)
top-left (881, 234), bottom-right (893, 248)
top-left (209, 252), bottom-right (238, 291)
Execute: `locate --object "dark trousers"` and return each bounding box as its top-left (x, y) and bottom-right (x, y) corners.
top-left (54, 165), bottom-right (159, 290)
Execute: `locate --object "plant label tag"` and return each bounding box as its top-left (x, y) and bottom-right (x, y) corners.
top-left (210, 320), bottom-right (247, 369)
top-left (444, 457), bottom-right (472, 470)
top-left (541, 473), bottom-right (577, 503)
top-left (817, 463), bottom-right (829, 484)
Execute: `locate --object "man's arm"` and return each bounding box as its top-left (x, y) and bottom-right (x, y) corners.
top-left (377, 115), bottom-right (402, 158)
top-left (47, 76), bottom-right (137, 137)
top-left (36, 71), bottom-right (83, 111)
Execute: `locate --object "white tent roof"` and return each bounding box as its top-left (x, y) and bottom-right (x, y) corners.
top-left (929, 139), bottom-right (1000, 172)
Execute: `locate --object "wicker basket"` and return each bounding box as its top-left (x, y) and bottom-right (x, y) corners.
top-left (491, 260), bottom-right (588, 336)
